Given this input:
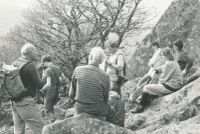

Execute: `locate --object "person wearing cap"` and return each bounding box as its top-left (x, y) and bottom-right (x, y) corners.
top-left (131, 47), bottom-right (183, 113)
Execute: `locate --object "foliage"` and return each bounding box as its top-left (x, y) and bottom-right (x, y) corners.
top-left (0, 37), bottom-right (20, 64)
top-left (5, 0), bottom-right (151, 79)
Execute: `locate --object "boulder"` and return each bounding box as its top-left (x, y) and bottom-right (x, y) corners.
top-left (42, 113), bottom-right (134, 134)
top-left (56, 97), bottom-right (73, 110)
top-left (135, 114), bottom-right (200, 134)
top-left (121, 79), bottom-right (137, 101)
top-left (125, 78), bottom-right (200, 133)
top-left (128, 0), bottom-right (200, 78)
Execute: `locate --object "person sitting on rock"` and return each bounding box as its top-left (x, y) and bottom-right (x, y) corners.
top-left (108, 91), bottom-right (125, 127)
top-left (69, 47), bottom-right (115, 124)
top-left (40, 55), bottom-right (61, 122)
top-left (131, 47), bottom-right (183, 113)
top-left (137, 41), bottom-right (166, 89)
top-left (129, 41), bottom-right (166, 103)
top-left (173, 39), bottom-right (194, 76)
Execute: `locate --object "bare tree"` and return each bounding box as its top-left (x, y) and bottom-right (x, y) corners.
top-left (5, 0), bottom-right (151, 79)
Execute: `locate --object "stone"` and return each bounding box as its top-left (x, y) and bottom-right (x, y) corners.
top-left (56, 97), bottom-right (74, 110)
top-left (128, 0), bottom-right (200, 79)
top-left (125, 78), bottom-right (200, 133)
top-left (42, 113), bottom-right (134, 134)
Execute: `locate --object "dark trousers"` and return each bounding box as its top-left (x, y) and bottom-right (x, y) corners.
top-left (111, 81), bottom-right (122, 95)
top-left (140, 93), bottom-right (158, 107)
top-left (45, 87), bottom-right (58, 114)
top-left (75, 102), bottom-right (115, 123)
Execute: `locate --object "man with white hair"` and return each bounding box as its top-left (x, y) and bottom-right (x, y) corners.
top-left (12, 43), bottom-right (44, 134)
top-left (69, 46), bottom-right (115, 123)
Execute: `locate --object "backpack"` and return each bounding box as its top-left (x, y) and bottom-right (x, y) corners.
top-left (116, 53), bottom-right (128, 85)
top-left (0, 62), bottom-right (30, 101)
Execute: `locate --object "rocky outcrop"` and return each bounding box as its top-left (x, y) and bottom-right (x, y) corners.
top-left (125, 78), bottom-right (200, 133)
top-left (128, 0), bottom-right (200, 78)
top-left (42, 113), bottom-right (134, 134)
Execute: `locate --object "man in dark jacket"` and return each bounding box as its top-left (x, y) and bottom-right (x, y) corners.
top-left (174, 40), bottom-right (194, 76)
top-left (12, 43), bottom-right (44, 134)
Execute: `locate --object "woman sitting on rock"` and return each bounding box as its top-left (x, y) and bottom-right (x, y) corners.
top-left (131, 47), bottom-right (183, 113)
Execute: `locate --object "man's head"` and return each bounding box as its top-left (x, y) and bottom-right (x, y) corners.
top-left (88, 47), bottom-right (106, 65)
top-left (21, 43), bottom-right (38, 61)
top-left (151, 41), bottom-right (160, 51)
top-left (104, 32), bottom-right (119, 54)
top-left (174, 39), bottom-right (183, 51)
top-left (41, 55), bottom-right (52, 67)
top-left (161, 47), bottom-right (174, 61)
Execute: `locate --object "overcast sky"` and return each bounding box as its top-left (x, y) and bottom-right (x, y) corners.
top-left (0, 0), bottom-right (173, 36)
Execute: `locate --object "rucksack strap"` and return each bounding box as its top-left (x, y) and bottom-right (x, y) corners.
top-left (115, 53), bottom-right (126, 76)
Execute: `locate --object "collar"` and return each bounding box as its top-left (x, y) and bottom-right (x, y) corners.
top-left (89, 62), bottom-right (99, 67)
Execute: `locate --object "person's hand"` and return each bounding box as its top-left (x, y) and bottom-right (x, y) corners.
top-left (40, 88), bottom-right (45, 94)
top-left (148, 62), bottom-right (153, 67)
top-left (182, 70), bottom-right (187, 76)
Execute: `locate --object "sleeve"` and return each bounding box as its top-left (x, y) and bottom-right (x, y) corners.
top-left (177, 53), bottom-right (193, 72)
top-left (148, 57), bottom-right (154, 67)
top-left (111, 54), bottom-right (124, 72)
top-left (159, 62), bottom-right (175, 84)
top-left (148, 50), bottom-right (161, 67)
top-left (27, 63), bottom-right (44, 89)
top-left (185, 57), bottom-right (194, 72)
top-left (155, 64), bottom-right (165, 74)
top-left (187, 72), bottom-right (200, 84)
top-left (69, 69), bottom-right (77, 100)
top-left (116, 54), bottom-right (124, 71)
top-left (43, 68), bottom-right (51, 79)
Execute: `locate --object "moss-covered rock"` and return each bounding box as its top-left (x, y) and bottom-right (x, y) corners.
top-left (125, 78), bottom-right (200, 133)
top-left (42, 113), bottom-right (134, 134)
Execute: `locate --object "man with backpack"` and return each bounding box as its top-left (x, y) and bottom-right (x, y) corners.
top-left (11, 43), bottom-right (44, 134)
top-left (104, 32), bottom-right (126, 95)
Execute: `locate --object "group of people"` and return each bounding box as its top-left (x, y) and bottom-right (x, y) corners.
top-left (130, 39), bottom-right (194, 113)
top-left (9, 32), bottom-right (127, 134)
top-left (11, 43), bottom-right (61, 134)
top-left (3, 32), bottom-right (197, 134)
top-left (69, 33), bottom-right (127, 127)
